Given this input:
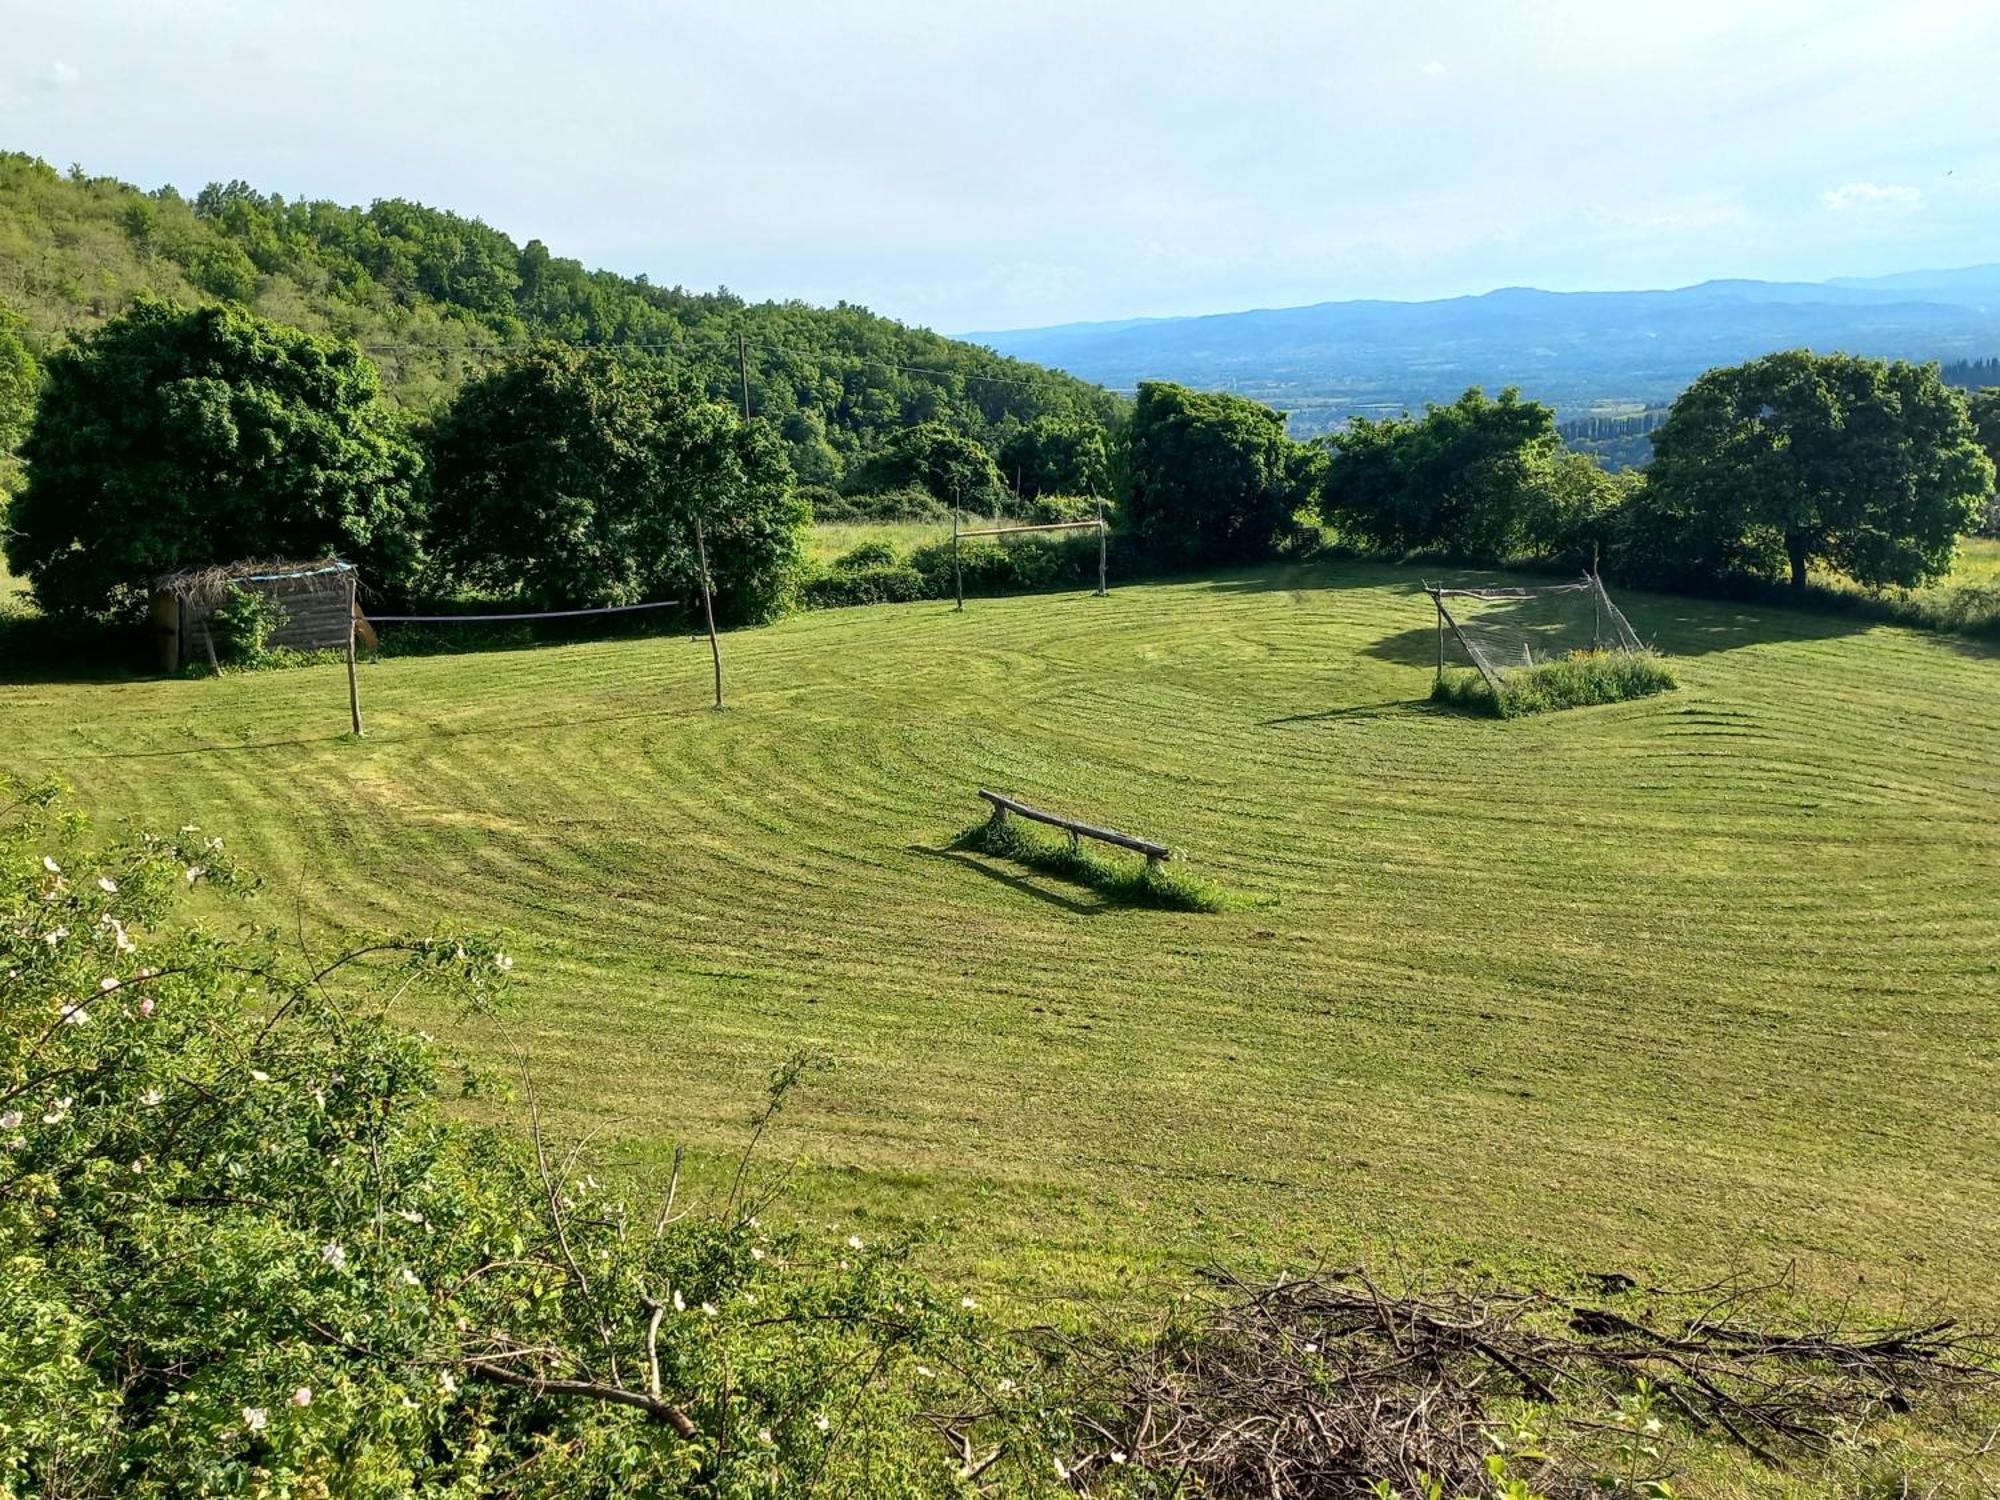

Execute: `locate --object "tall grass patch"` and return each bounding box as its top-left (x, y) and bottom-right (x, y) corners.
top-left (957, 815), bottom-right (1226, 912)
top-left (1433, 649), bottom-right (1678, 718)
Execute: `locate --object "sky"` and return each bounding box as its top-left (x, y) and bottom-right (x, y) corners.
top-left (3, 0), bottom-right (1998, 332)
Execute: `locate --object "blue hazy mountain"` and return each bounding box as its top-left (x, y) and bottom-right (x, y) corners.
top-left (961, 266), bottom-right (2000, 434)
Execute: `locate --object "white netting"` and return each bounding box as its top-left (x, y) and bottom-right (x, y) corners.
top-left (1431, 576), bottom-right (1644, 681)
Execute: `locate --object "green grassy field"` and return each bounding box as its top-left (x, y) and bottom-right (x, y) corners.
top-left (5, 558), bottom-right (1999, 1333)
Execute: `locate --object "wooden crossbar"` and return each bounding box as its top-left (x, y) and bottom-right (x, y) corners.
top-left (956, 519), bottom-right (1105, 539)
top-left (977, 789), bottom-right (1171, 863)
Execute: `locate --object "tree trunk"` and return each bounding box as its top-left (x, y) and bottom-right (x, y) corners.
top-left (1787, 535), bottom-right (1809, 592)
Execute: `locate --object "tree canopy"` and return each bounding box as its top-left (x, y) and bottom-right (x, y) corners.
top-left (423, 345), bottom-right (808, 622)
top-left (0, 299), bottom-right (36, 499)
top-left (1965, 386), bottom-right (2000, 534)
top-left (1318, 387), bottom-right (1573, 560)
top-left (1122, 382), bottom-right (1323, 567)
top-left (1640, 351), bottom-right (1993, 590)
top-left (846, 420), bottom-right (1005, 509)
top-left (4, 299), bottom-right (422, 619)
top-left (0, 153), bottom-right (1123, 493)
top-left (998, 414), bottom-right (1111, 500)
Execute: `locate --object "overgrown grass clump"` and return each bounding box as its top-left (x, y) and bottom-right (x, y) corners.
top-left (958, 814), bottom-right (1227, 912)
top-left (1432, 649), bottom-right (1678, 718)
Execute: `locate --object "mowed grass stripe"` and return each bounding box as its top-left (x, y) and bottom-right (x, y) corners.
top-left (5, 558), bottom-right (1998, 1312)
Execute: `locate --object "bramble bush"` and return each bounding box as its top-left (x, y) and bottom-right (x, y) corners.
top-left (0, 778), bottom-right (1067, 1498)
top-left (1431, 651), bottom-right (1677, 718)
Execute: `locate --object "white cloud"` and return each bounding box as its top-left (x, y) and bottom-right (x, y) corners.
top-left (41, 60), bottom-right (80, 90)
top-left (1419, 60), bottom-right (1447, 76)
top-left (1822, 181), bottom-right (1923, 213)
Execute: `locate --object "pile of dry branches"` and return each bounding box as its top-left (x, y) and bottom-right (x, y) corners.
top-left (1036, 1268), bottom-right (1999, 1498)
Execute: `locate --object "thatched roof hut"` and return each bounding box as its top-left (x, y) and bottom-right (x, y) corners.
top-left (150, 558), bottom-right (357, 672)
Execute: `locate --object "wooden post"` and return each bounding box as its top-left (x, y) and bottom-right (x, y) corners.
top-left (695, 516), bottom-right (723, 709)
top-left (345, 573), bottom-right (364, 736)
top-left (1590, 553), bottom-right (1602, 651)
top-left (737, 331), bottom-right (751, 421)
top-left (1095, 494), bottom-right (1108, 597)
top-left (952, 507), bottom-right (963, 612)
top-left (1433, 589), bottom-right (1445, 682)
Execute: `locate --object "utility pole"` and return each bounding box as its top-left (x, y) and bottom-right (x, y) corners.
top-left (737, 330), bottom-right (751, 421)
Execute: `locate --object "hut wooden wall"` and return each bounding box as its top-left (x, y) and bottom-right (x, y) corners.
top-left (163, 573), bottom-right (353, 670)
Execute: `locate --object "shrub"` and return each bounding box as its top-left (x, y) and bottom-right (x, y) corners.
top-left (205, 585), bottom-right (290, 666)
top-left (832, 539), bottom-right (904, 570)
top-left (800, 564), bottom-right (929, 610)
top-left (0, 780), bottom-right (1056, 1496)
top-left (812, 485), bottom-right (951, 523)
top-left (957, 815), bottom-right (1227, 913)
top-left (1431, 650), bottom-right (1678, 718)
top-left (906, 531), bottom-right (1100, 598)
top-left (1024, 493), bottom-right (1098, 525)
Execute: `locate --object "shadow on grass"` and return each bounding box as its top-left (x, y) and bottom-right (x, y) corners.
top-left (1261, 699), bottom-right (1447, 727)
top-left (938, 819), bottom-right (1227, 914)
top-left (909, 844), bottom-right (1113, 916)
top-left (1362, 594), bottom-right (1880, 671)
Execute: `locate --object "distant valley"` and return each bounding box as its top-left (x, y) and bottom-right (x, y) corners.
top-left (965, 264), bottom-right (2000, 437)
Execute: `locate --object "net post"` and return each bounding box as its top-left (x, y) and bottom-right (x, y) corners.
top-left (345, 570), bottom-right (364, 737)
top-left (1429, 583), bottom-right (1444, 683)
top-left (1095, 493), bottom-right (1108, 597)
top-left (695, 515), bottom-right (723, 710)
top-left (952, 507), bottom-right (963, 612)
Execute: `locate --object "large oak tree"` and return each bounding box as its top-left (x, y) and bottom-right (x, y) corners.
top-left (4, 298), bottom-right (422, 619)
top-left (1642, 351), bottom-right (1991, 591)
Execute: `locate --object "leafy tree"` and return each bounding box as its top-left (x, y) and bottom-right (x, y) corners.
top-left (998, 414), bottom-right (1111, 500)
top-left (1122, 382), bottom-right (1323, 566)
top-left (1965, 387), bottom-right (2000, 535)
top-left (1318, 387), bottom-right (1568, 559)
top-left (849, 420), bottom-right (1005, 508)
top-left (0, 299), bottom-right (37, 493)
top-left (0, 778), bottom-right (1055, 1496)
top-left (1641, 351), bottom-right (1993, 590)
top-left (423, 345), bottom-right (808, 623)
top-left (4, 299), bottom-right (423, 619)
top-left (0, 152), bottom-right (1127, 488)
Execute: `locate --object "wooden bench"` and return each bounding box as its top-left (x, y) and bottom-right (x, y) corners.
top-left (976, 789), bottom-right (1171, 868)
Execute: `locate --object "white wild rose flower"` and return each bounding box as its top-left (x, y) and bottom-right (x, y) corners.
top-left (242, 1406), bottom-right (269, 1433)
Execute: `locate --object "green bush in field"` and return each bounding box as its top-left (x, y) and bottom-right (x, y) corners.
top-left (959, 815), bottom-right (1226, 913)
top-left (1432, 650), bottom-right (1677, 718)
top-left (205, 585), bottom-right (290, 666)
top-left (906, 531), bottom-right (1101, 597)
top-left (832, 539), bottom-right (904, 570)
top-left (801, 563), bottom-right (929, 609)
top-left (0, 780), bottom-right (1058, 1497)
top-left (808, 485), bottom-right (950, 524)
top-left (1023, 493), bottom-right (1098, 525)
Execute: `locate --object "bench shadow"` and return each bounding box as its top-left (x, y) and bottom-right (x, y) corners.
top-left (908, 844), bottom-right (1113, 916)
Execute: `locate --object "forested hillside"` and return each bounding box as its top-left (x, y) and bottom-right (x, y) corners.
top-left (0, 153), bottom-right (1120, 486)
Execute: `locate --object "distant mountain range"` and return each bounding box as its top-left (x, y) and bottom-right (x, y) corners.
top-left (963, 264), bottom-right (2000, 435)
